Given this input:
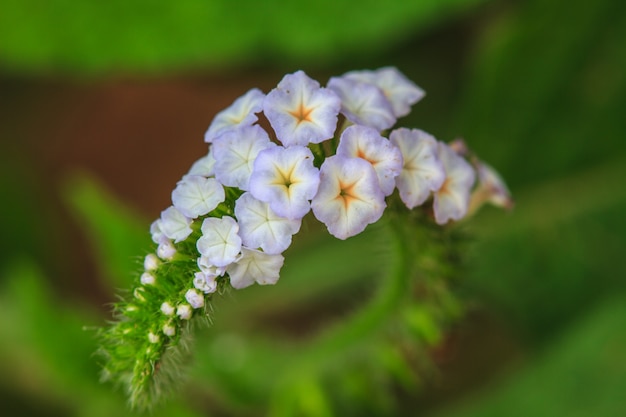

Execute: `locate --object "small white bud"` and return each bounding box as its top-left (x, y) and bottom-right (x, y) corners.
top-left (157, 240), bottom-right (176, 260)
top-left (163, 323), bottom-right (176, 337)
top-left (177, 304), bottom-right (192, 320)
top-left (134, 287), bottom-right (146, 301)
top-left (160, 302), bottom-right (175, 316)
top-left (140, 272), bottom-right (155, 285)
top-left (148, 332), bottom-right (160, 344)
top-left (144, 254), bottom-right (159, 271)
top-left (185, 289), bottom-right (205, 309)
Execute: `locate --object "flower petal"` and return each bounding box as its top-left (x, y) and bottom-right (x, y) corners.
top-left (204, 88), bottom-right (265, 143)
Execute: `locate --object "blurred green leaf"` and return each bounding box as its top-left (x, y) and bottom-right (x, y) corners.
top-left (427, 296), bottom-right (626, 417)
top-left (466, 157), bottom-right (626, 340)
top-left (0, 0), bottom-right (486, 74)
top-left (0, 258), bottom-right (205, 416)
top-left (455, 0), bottom-right (626, 187)
top-left (62, 173), bottom-right (152, 288)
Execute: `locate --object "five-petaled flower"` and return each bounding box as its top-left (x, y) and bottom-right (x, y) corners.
top-left (249, 145), bottom-right (320, 219)
top-left (390, 128), bottom-right (446, 209)
top-left (263, 70), bottom-right (341, 147)
top-left (311, 155), bottom-right (386, 240)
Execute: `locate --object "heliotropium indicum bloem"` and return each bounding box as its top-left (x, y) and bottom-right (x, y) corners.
top-left (97, 68), bottom-right (512, 409)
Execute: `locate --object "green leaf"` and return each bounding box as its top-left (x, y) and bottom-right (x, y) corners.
top-left (62, 173), bottom-right (152, 288)
top-left (0, 0), bottom-right (487, 75)
top-left (427, 296), bottom-right (626, 417)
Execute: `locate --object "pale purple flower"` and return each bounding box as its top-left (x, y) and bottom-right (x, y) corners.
top-left (227, 247), bottom-right (284, 289)
top-left (389, 128), bottom-right (446, 208)
top-left (311, 155), bottom-right (386, 240)
top-left (212, 125), bottom-right (275, 190)
top-left (336, 125), bottom-right (403, 196)
top-left (469, 160), bottom-right (514, 211)
top-left (171, 175), bottom-right (225, 219)
top-left (163, 323), bottom-right (176, 337)
top-left (193, 271), bottom-right (218, 294)
top-left (249, 145), bottom-right (320, 219)
top-left (196, 216), bottom-right (242, 267)
top-left (263, 70), bottom-right (341, 146)
top-left (156, 240), bottom-right (176, 260)
top-left (150, 219), bottom-right (166, 244)
top-left (205, 88), bottom-right (265, 143)
top-left (344, 67), bottom-right (425, 118)
top-left (161, 302), bottom-right (175, 316)
top-left (187, 149), bottom-right (217, 177)
top-left (197, 255), bottom-right (229, 277)
top-left (144, 254), bottom-right (159, 271)
top-left (140, 272), bottom-right (155, 286)
top-left (433, 142), bottom-right (476, 224)
top-left (177, 304), bottom-right (192, 320)
top-left (185, 289), bottom-right (205, 309)
top-left (159, 206), bottom-right (192, 243)
top-left (327, 76), bottom-right (396, 131)
top-left (234, 192), bottom-right (301, 254)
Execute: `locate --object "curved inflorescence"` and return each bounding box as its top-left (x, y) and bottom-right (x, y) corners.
top-left (97, 67), bottom-right (512, 409)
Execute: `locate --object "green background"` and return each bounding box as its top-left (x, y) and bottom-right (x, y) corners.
top-left (1, 0), bottom-right (625, 415)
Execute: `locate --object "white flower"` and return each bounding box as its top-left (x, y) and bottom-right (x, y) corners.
top-left (389, 128), bottom-right (446, 209)
top-left (156, 240), bottom-right (176, 260)
top-left (193, 271), bottom-right (218, 294)
top-left (212, 125), bottom-right (275, 190)
top-left (159, 206), bottom-right (192, 243)
top-left (249, 145), bottom-right (320, 219)
top-left (197, 255), bottom-right (229, 277)
top-left (196, 216), bottom-right (242, 267)
top-left (336, 125), bottom-right (403, 196)
top-left (148, 332), bottom-right (160, 344)
top-left (140, 272), bottom-right (155, 285)
top-left (163, 323), bottom-right (176, 337)
top-left (150, 219), bottom-right (166, 244)
top-left (469, 160), bottom-right (514, 211)
top-left (343, 67), bottom-right (425, 118)
top-left (327, 76), bottom-right (396, 131)
top-left (433, 142), bottom-right (476, 224)
top-left (187, 148), bottom-right (217, 177)
top-left (204, 88), bottom-right (265, 143)
top-left (171, 175), bottom-right (225, 219)
top-left (185, 289), bottom-right (205, 309)
top-left (144, 254), bottom-right (159, 271)
top-left (311, 155), bottom-right (386, 240)
top-left (176, 304), bottom-right (192, 320)
top-left (234, 192), bottom-right (301, 255)
top-left (227, 248), bottom-right (284, 289)
top-left (161, 302), bottom-right (175, 316)
top-left (263, 70), bottom-right (341, 146)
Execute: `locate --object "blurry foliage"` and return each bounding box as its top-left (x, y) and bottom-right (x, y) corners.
top-left (0, 0), bottom-right (485, 75)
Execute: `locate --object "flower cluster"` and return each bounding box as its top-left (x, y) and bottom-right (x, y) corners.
top-left (100, 67), bottom-right (512, 407)
top-left (150, 67), bottom-right (513, 315)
